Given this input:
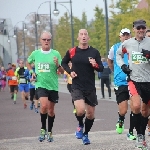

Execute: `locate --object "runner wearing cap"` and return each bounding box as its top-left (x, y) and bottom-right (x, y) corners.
top-left (108, 28), bottom-right (136, 140)
top-left (116, 19), bottom-right (150, 149)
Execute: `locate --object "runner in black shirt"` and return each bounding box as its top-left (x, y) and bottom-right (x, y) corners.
top-left (61, 29), bottom-right (104, 145)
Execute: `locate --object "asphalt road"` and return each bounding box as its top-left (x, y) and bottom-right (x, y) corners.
top-left (0, 84), bottom-right (149, 150)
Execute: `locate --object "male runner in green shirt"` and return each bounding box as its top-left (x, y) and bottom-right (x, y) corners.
top-left (26, 31), bottom-right (64, 142)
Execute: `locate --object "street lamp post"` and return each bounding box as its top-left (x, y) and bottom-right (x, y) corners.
top-left (24, 12), bottom-right (39, 50)
top-left (37, 1), bottom-right (53, 49)
top-left (53, 0), bottom-right (74, 48)
top-left (13, 21), bottom-right (27, 62)
top-left (104, 0), bottom-right (109, 55)
top-left (7, 27), bottom-right (20, 62)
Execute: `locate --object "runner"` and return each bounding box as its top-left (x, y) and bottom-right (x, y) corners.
top-left (26, 31), bottom-right (64, 142)
top-left (61, 29), bottom-right (104, 145)
top-left (15, 60), bottom-right (29, 109)
top-left (116, 19), bottom-right (150, 149)
top-left (7, 64), bottom-right (18, 104)
top-left (63, 61), bottom-right (76, 113)
top-left (24, 63), bottom-right (39, 113)
top-left (108, 28), bottom-right (136, 140)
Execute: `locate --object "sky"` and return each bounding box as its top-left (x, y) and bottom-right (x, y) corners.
top-left (0, 0), bottom-right (118, 28)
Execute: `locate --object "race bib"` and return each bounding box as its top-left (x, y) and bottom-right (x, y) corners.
top-left (38, 63), bottom-right (50, 72)
top-left (12, 76), bottom-right (17, 80)
top-left (132, 51), bottom-right (148, 64)
top-left (31, 81), bottom-right (35, 86)
top-left (19, 78), bottom-right (26, 83)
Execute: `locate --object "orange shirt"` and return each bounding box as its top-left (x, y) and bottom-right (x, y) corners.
top-left (7, 69), bottom-right (18, 85)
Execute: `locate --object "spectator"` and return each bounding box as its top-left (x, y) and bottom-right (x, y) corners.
top-left (98, 58), bottom-right (111, 99)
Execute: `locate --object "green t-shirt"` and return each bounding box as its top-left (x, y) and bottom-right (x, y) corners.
top-left (27, 49), bottom-right (62, 91)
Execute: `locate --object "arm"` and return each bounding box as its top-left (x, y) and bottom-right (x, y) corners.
top-left (116, 43), bottom-right (126, 67)
top-left (116, 42), bottom-right (131, 75)
top-left (55, 52), bottom-right (64, 74)
top-left (94, 50), bottom-right (104, 72)
top-left (107, 45), bottom-right (114, 71)
top-left (61, 50), bottom-right (72, 74)
top-left (26, 51), bottom-right (36, 75)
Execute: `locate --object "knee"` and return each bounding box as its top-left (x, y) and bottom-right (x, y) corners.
top-left (119, 109), bottom-right (127, 116)
top-left (48, 109), bottom-right (55, 116)
top-left (132, 104), bottom-right (141, 114)
top-left (76, 109), bottom-right (85, 116)
top-left (41, 105), bottom-right (47, 113)
top-left (141, 109), bottom-right (149, 117)
top-left (86, 113), bottom-right (94, 119)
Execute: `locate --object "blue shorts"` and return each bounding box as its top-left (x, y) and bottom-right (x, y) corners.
top-left (19, 84), bottom-right (29, 92)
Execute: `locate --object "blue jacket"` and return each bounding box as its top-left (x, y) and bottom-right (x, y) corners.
top-left (98, 62), bottom-right (111, 79)
top-left (24, 68), bottom-right (35, 89)
top-left (113, 42), bottom-right (128, 86)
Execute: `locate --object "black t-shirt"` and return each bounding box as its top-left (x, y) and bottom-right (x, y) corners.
top-left (61, 46), bottom-right (104, 91)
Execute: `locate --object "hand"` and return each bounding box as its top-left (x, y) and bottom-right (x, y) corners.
top-left (142, 49), bottom-right (150, 59)
top-left (88, 57), bottom-right (97, 67)
top-left (53, 57), bottom-right (59, 67)
top-left (70, 71), bottom-right (77, 79)
top-left (121, 64), bottom-right (131, 75)
top-left (31, 73), bottom-right (36, 80)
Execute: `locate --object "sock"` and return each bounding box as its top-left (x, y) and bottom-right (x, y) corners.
top-left (118, 113), bottom-right (125, 123)
top-left (48, 115), bottom-right (55, 132)
top-left (129, 111), bottom-right (135, 134)
top-left (133, 113), bottom-right (141, 135)
top-left (40, 113), bottom-right (47, 131)
top-left (75, 113), bottom-right (85, 127)
top-left (140, 116), bottom-right (148, 136)
top-left (13, 93), bottom-right (17, 101)
top-left (84, 117), bottom-right (94, 135)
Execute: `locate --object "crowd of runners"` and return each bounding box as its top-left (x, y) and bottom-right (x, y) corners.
top-left (1, 18), bottom-right (150, 149)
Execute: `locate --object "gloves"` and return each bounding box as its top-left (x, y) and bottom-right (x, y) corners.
top-left (142, 49), bottom-right (150, 59)
top-left (121, 64), bottom-right (131, 75)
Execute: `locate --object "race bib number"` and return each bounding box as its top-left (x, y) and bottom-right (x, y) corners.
top-left (12, 76), bottom-right (17, 80)
top-left (38, 63), bottom-right (50, 72)
top-left (19, 78), bottom-right (26, 83)
top-left (132, 51), bottom-right (148, 64)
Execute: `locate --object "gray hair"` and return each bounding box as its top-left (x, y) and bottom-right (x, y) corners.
top-left (40, 31), bottom-right (52, 38)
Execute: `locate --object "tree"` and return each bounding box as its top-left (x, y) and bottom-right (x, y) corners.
top-left (89, 6), bottom-right (106, 57)
top-left (54, 12), bottom-right (71, 56)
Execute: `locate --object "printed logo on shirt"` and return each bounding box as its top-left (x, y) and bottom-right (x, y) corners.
top-left (132, 51), bottom-right (148, 64)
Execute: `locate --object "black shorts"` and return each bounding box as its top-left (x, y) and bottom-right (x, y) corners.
top-left (10, 85), bottom-right (18, 93)
top-left (128, 81), bottom-right (150, 104)
top-left (114, 85), bottom-right (129, 104)
top-left (71, 89), bottom-right (98, 106)
top-left (36, 87), bottom-right (59, 103)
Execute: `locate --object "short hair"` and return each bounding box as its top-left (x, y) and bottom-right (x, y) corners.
top-left (146, 30), bottom-right (150, 33)
top-left (40, 31), bottom-right (52, 38)
top-left (8, 63), bottom-right (11, 65)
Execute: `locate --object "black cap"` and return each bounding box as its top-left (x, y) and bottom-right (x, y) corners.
top-left (133, 19), bottom-right (146, 28)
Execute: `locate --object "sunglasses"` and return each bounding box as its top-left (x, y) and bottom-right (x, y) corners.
top-left (42, 39), bottom-right (51, 41)
top-left (122, 33), bottom-right (130, 36)
top-left (136, 26), bottom-right (146, 30)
